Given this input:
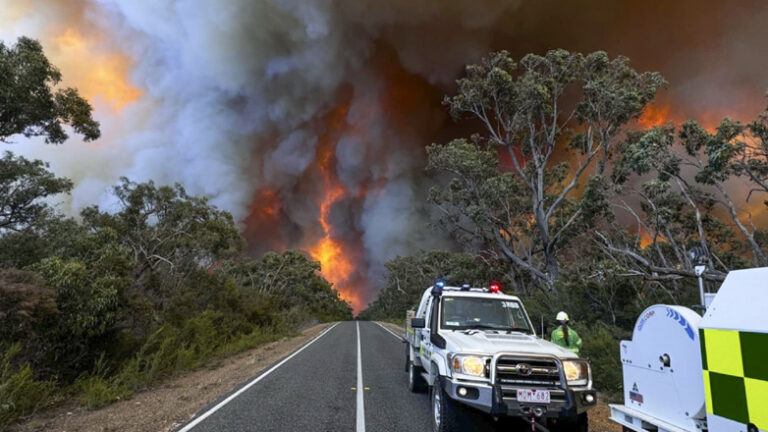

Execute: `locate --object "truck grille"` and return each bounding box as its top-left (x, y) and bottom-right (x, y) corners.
top-left (495, 356), bottom-right (565, 403)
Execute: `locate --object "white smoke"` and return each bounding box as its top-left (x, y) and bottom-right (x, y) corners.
top-left (1, 0), bottom-right (521, 304)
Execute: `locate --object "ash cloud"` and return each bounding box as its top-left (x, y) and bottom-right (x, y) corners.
top-left (3, 0), bottom-right (768, 307)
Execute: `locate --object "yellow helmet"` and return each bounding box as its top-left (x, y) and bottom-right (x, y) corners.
top-left (556, 311), bottom-right (570, 322)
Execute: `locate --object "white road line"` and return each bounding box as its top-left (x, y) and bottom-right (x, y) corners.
top-left (177, 322), bottom-right (340, 432)
top-left (356, 321), bottom-right (366, 432)
top-left (375, 322), bottom-right (404, 341)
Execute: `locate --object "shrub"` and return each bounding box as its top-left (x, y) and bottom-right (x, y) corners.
top-left (580, 325), bottom-right (627, 399)
top-left (76, 375), bottom-right (130, 410)
top-left (0, 345), bottom-right (54, 429)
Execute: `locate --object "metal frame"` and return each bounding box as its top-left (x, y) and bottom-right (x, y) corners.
top-left (609, 404), bottom-right (695, 432)
top-left (490, 352), bottom-right (592, 390)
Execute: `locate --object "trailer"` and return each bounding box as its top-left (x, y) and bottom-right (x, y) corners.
top-left (610, 267), bottom-right (768, 432)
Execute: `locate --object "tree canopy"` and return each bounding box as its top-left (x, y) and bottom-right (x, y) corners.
top-left (430, 50), bottom-right (665, 291)
top-left (0, 152), bottom-right (73, 232)
top-left (0, 37), bottom-right (100, 144)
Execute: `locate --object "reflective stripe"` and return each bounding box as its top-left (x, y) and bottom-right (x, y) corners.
top-left (703, 371), bottom-right (713, 415)
top-left (705, 329), bottom-right (743, 377)
top-left (701, 328), bottom-right (768, 430)
top-left (745, 378), bottom-right (768, 430)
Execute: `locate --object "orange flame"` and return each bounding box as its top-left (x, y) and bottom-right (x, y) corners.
top-left (637, 104), bottom-right (672, 129)
top-left (307, 102), bottom-right (361, 312)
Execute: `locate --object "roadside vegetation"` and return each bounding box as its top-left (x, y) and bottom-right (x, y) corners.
top-left (0, 37), bottom-right (351, 430)
top-left (3, 36), bottom-right (768, 429)
top-left (362, 50), bottom-right (768, 397)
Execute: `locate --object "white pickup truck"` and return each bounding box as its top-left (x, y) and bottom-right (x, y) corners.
top-left (404, 283), bottom-right (597, 431)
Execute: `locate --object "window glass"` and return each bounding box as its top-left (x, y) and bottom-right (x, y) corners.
top-left (441, 297), bottom-right (532, 333)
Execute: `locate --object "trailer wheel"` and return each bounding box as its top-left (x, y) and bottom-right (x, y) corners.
top-left (431, 381), bottom-right (460, 432)
top-left (408, 360), bottom-right (427, 393)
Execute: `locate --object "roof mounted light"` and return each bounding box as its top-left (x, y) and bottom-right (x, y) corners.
top-left (489, 282), bottom-right (502, 293)
top-left (432, 280), bottom-right (445, 296)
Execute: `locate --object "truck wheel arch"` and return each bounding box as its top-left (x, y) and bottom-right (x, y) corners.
top-left (429, 358), bottom-right (449, 386)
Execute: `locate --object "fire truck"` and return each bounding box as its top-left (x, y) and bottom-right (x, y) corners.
top-left (403, 282), bottom-right (597, 431)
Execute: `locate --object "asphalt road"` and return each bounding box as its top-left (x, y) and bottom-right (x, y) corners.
top-left (175, 321), bottom-right (442, 432)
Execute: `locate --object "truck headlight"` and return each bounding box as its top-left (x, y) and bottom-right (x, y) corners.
top-left (562, 360), bottom-right (590, 386)
top-left (452, 355), bottom-right (486, 377)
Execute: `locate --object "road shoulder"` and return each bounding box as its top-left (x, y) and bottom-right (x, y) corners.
top-left (11, 323), bottom-right (334, 432)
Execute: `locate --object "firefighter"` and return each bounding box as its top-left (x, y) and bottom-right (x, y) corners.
top-left (551, 311), bottom-right (583, 355)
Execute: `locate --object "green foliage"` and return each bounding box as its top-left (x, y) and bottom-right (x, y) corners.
top-left (607, 113), bottom-right (767, 278)
top-left (0, 345), bottom-right (54, 429)
top-left (0, 37), bottom-right (99, 144)
top-left (435, 50), bottom-right (665, 290)
top-left (0, 270), bottom-right (57, 352)
top-left (0, 35), bottom-right (355, 427)
top-left (76, 375), bottom-right (130, 410)
top-left (224, 251), bottom-right (353, 323)
top-left (580, 326), bottom-right (625, 399)
top-left (0, 171), bottom-right (351, 424)
top-left (83, 177), bottom-right (243, 279)
top-left (0, 152), bottom-right (73, 231)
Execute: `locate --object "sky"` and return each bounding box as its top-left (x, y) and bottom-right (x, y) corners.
top-left (2, 0), bottom-right (767, 311)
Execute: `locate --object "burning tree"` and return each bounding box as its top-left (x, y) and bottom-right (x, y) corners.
top-left (598, 109), bottom-right (768, 284)
top-left (428, 50), bottom-right (664, 292)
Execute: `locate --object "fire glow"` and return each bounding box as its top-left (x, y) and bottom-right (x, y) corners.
top-left (7, 0), bottom-right (768, 316)
top-left (52, 28), bottom-right (140, 111)
top-left (307, 102), bottom-right (362, 312)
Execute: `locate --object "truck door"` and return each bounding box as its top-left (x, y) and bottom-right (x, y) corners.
top-left (419, 295), bottom-right (433, 366)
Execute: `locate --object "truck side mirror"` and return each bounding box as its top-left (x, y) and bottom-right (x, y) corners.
top-left (411, 318), bottom-right (426, 329)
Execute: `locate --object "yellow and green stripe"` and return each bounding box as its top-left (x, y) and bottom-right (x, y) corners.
top-left (700, 328), bottom-right (768, 431)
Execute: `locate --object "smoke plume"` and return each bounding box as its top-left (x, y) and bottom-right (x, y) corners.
top-left (2, 0), bottom-right (767, 310)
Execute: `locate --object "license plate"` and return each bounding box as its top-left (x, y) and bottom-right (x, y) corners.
top-left (516, 388), bottom-right (551, 404)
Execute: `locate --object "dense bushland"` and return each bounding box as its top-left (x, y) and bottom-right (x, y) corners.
top-left (0, 37), bottom-right (351, 429)
top-left (0, 167), bottom-right (351, 429)
top-left (362, 50), bottom-right (768, 398)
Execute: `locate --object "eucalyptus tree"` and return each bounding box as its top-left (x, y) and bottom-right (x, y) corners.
top-left (81, 178), bottom-right (243, 307)
top-left (0, 152), bottom-right (73, 232)
top-left (1, 37), bottom-right (99, 144)
top-left (429, 50), bottom-right (664, 291)
top-left (600, 114), bottom-right (768, 283)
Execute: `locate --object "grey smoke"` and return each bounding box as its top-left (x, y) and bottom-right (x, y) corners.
top-left (4, 0), bottom-right (768, 306)
top-left (2, 0), bottom-right (514, 305)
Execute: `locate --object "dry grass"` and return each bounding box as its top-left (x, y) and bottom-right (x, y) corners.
top-left (10, 323), bottom-right (332, 432)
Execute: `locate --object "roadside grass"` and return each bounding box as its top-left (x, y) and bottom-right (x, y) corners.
top-left (0, 314), bottom-right (299, 428)
top-left (0, 324), bottom-right (301, 430)
top-left (2, 293), bottom-right (340, 431)
top-left (75, 317), bottom-right (294, 410)
top-left (0, 345), bottom-right (55, 430)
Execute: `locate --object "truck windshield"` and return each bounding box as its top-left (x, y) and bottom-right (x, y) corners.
top-left (441, 297), bottom-right (532, 333)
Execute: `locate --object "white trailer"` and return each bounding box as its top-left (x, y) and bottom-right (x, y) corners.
top-left (610, 267), bottom-right (768, 432)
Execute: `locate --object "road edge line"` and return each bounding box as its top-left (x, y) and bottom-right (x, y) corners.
top-left (375, 321), bottom-right (404, 341)
top-left (356, 321), bottom-right (366, 432)
top-left (177, 322), bottom-right (340, 432)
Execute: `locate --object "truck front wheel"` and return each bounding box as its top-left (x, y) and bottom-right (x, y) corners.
top-left (431, 382), bottom-right (460, 432)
